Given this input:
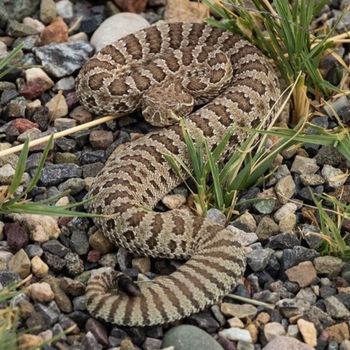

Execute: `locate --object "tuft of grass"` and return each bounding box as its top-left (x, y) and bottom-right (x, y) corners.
top-left (311, 192), bottom-right (350, 260)
top-left (0, 42), bottom-right (24, 80)
top-left (165, 81), bottom-right (298, 221)
top-left (0, 136), bottom-right (97, 218)
top-left (202, 0), bottom-right (349, 122)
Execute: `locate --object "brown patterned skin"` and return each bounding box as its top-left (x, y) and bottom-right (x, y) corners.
top-left (76, 22), bottom-right (280, 326)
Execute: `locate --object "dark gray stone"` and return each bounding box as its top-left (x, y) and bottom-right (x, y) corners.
top-left (42, 240), bottom-right (70, 258)
top-left (40, 163), bottom-right (82, 186)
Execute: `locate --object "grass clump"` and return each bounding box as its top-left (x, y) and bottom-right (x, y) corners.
top-left (0, 136), bottom-right (96, 217)
top-left (202, 0), bottom-right (349, 122)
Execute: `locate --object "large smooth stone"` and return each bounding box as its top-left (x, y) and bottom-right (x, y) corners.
top-left (90, 12), bottom-right (150, 51)
top-left (162, 325), bottom-right (224, 350)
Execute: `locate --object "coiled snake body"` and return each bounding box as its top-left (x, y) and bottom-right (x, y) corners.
top-left (76, 22), bottom-right (280, 326)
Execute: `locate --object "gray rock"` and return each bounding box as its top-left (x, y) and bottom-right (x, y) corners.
top-left (291, 156), bottom-right (319, 174)
top-left (90, 13), bottom-right (150, 51)
top-left (247, 248), bottom-right (273, 272)
top-left (227, 226), bottom-right (258, 246)
top-left (70, 230), bottom-right (89, 255)
top-left (35, 301), bottom-right (60, 325)
top-left (73, 295), bottom-right (87, 311)
top-left (65, 252), bottom-right (84, 276)
top-left (186, 311), bottom-right (220, 333)
top-left (314, 256), bottom-right (345, 276)
top-left (42, 240), bottom-right (70, 258)
top-left (85, 318), bottom-right (108, 347)
top-left (40, 163), bottom-right (82, 186)
top-left (316, 146), bottom-right (344, 167)
top-left (163, 325), bottom-right (224, 350)
top-left (56, 0), bottom-right (74, 20)
top-left (34, 42), bottom-right (94, 78)
top-left (206, 208), bottom-right (226, 226)
top-left (282, 246), bottom-right (319, 269)
top-left (275, 175), bottom-right (295, 204)
top-left (0, 0), bottom-right (40, 24)
top-left (256, 216), bottom-right (279, 240)
top-left (325, 296), bottom-right (350, 319)
top-left (82, 331), bottom-right (103, 350)
top-left (43, 251), bottom-right (66, 272)
top-left (231, 211), bottom-right (257, 232)
top-left (7, 20), bottom-right (39, 37)
top-left (58, 178), bottom-right (85, 195)
top-left (268, 233), bottom-right (300, 249)
top-left (144, 337), bottom-right (162, 350)
top-left (342, 262), bottom-right (350, 283)
top-left (262, 336), bottom-right (314, 350)
top-left (253, 198), bottom-right (276, 214)
top-left (54, 76), bottom-right (76, 92)
top-left (321, 164), bottom-right (347, 188)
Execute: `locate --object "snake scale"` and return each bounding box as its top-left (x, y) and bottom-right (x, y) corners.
top-left (76, 22), bottom-right (280, 326)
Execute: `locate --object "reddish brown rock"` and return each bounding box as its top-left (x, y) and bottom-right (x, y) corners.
top-left (87, 250), bottom-right (101, 263)
top-left (10, 118), bottom-right (39, 134)
top-left (70, 105), bottom-right (92, 124)
top-left (89, 130), bottom-right (114, 149)
top-left (285, 261), bottom-right (317, 287)
top-left (325, 323), bottom-right (350, 343)
top-left (113, 0), bottom-right (148, 13)
top-left (40, 17), bottom-right (68, 45)
top-left (4, 222), bottom-right (29, 251)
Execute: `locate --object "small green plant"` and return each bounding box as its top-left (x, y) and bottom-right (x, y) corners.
top-left (0, 42), bottom-right (24, 80)
top-left (203, 0), bottom-right (348, 122)
top-left (0, 136), bottom-right (96, 217)
top-left (311, 192), bottom-right (350, 260)
top-left (164, 81), bottom-right (297, 221)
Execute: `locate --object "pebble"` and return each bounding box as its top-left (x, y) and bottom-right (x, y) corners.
top-left (144, 337), bottom-right (162, 350)
top-left (285, 261), bottom-right (317, 287)
top-left (273, 203), bottom-right (298, 222)
top-left (264, 322), bottom-right (286, 341)
top-left (162, 325), bottom-right (224, 350)
top-left (40, 17), bottom-right (69, 45)
top-left (23, 17), bottom-right (45, 32)
top-left (325, 296), bottom-right (350, 319)
top-left (219, 328), bottom-right (252, 343)
top-left (65, 252), bottom-right (84, 276)
top-left (325, 323), bottom-right (350, 343)
top-left (132, 257), bottom-right (151, 274)
top-left (322, 165), bottom-right (348, 188)
top-left (90, 13), bottom-right (150, 51)
top-left (40, 0), bottom-right (57, 24)
top-left (247, 248), bottom-right (273, 272)
top-left (231, 211), bottom-right (257, 232)
top-left (0, 164), bottom-right (15, 184)
top-left (54, 76), bottom-right (75, 92)
top-left (220, 303), bottom-right (257, 319)
top-left (31, 256), bottom-right (49, 277)
top-left (46, 92), bottom-right (68, 119)
top-left (0, 250), bottom-right (13, 269)
top-left (18, 334), bottom-right (43, 349)
top-left (70, 105), bottom-right (93, 124)
top-left (25, 244), bottom-right (43, 258)
top-left (340, 341), bottom-right (350, 350)
top-left (291, 155), bottom-right (319, 174)
top-left (256, 216), bottom-right (279, 240)
top-left (45, 276), bottom-right (72, 313)
top-left (43, 251), bottom-right (66, 272)
top-left (8, 248), bottom-right (31, 278)
top-left (297, 319), bottom-right (317, 347)
top-left (22, 67), bottom-right (54, 99)
top-left (275, 175), bottom-right (295, 204)
top-left (162, 193), bottom-right (187, 209)
top-left (42, 240), bottom-right (69, 258)
top-left (4, 222), bottom-right (29, 251)
top-left (282, 246), bottom-right (319, 269)
top-left (89, 230), bottom-right (115, 254)
top-left (279, 213), bottom-right (297, 232)
top-left (7, 20), bottom-right (39, 36)
top-left (82, 331), bottom-right (103, 350)
top-left (165, 0), bottom-right (209, 23)
top-left (40, 163), bottom-right (82, 186)
top-left (262, 336), bottom-right (314, 350)
top-left (206, 208), bottom-right (227, 226)
top-left (300, 173), bottom-right (325, 186)
top-left (228, 226), bottom-right (258, 246)
top-left (314, 256), bottom-right (345, 276)
top-left (36, 301), bottom-right (60, 325)
top-left (56, 0), bottom-right (74, 20)
top-left (86, 318), bottom-right (109, 347)
top-left (34, 41), bottom-right (94, 78)
top-left (227, 317), bottom-right (244, 328)
top-left (60, 277), bottom-right (85, 296)
top-left (89, 130), bottom-right (114, 149)
top-left (253, 191), bottom-right (277, 214)
top-left (27, 282), bottom-right (55, 302)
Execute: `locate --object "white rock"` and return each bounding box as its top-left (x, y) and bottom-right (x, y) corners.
top-left (227, 226), bottom-right (258, 247)
top-left (0, 41), bottom-right (7, 58)
top-left (264, 322), bottom-right (286, 342)
top-left (90, 13), bottom-right (150, 51)
top-left (46, 93), bottom-right (68, 119)
top-left (0, 164), bottom-right (15, 184)
top-left (68, 32), bottom-right (88, 43)
top-left (23, 17), bottom-right (45, 33)
top-left (219, 328), bottom-right (252, 343)
top-left (273, 203), bottom-right (298, 222)
top-left (25, 67), bottom-right (54, 89)
top-left (56, 0), bottom-right (74, 20)
top-left (321, 164), bottom-right (348, 188)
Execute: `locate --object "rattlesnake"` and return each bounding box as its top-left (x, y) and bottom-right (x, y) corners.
top-left (76, 22), bottom-right (280, 326)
